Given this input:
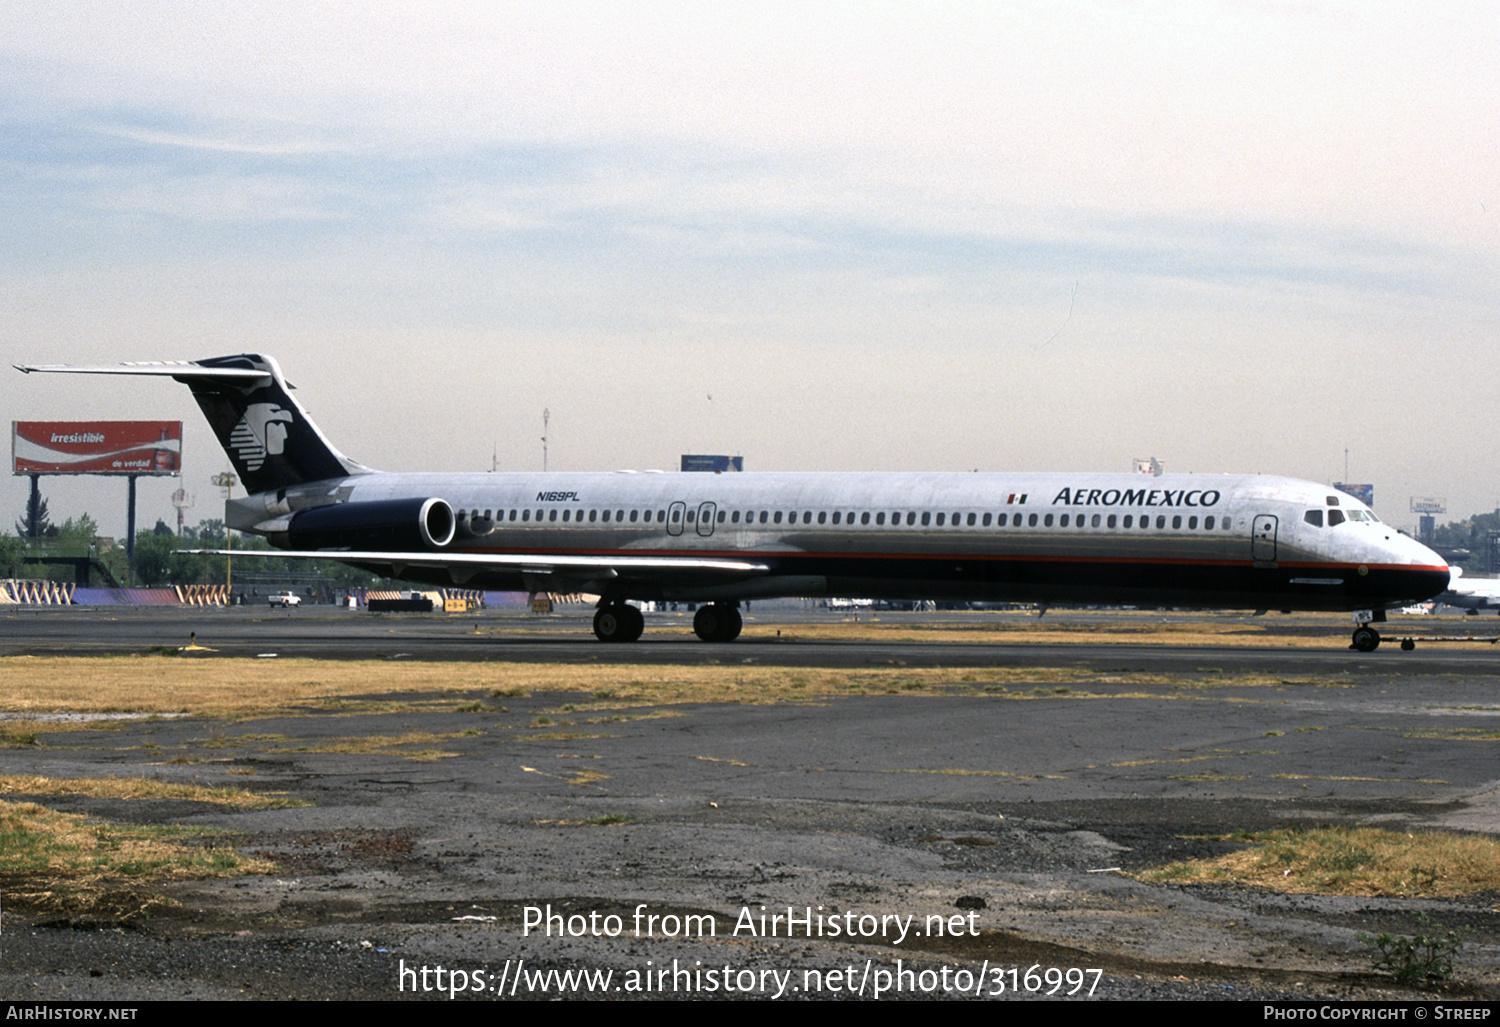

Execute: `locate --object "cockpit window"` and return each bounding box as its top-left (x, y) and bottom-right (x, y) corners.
top-left (1304, 510), bottom-right (1323, 527)
top-left (1327, 510), bottom-right (1345, 526)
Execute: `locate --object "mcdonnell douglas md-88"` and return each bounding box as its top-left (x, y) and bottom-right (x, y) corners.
top-left (17, 354), bottom-right (1449, 651)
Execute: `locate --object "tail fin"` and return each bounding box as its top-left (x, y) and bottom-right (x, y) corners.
top-left (15, 354), bottom-right (368, 493)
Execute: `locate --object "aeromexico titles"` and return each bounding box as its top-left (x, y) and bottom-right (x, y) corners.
top-left (17, 354), bottom-right (1449, 651)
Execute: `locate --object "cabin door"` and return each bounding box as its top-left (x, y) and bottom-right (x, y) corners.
top-left (1252, 515), bottom-right (1278, 562)
top-left (667, 501), bottom-right (686, 537)
top-left (696, 502), bottom-right (717, 537)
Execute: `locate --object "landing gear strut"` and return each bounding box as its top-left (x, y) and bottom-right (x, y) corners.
top-left (693, 603), bottom-right (743, 642)
top-left (594, 603), bottom-right (644, 643)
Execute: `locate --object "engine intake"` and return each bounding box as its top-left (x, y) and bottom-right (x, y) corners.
top-left (283, 497), bottom-right (455, 551)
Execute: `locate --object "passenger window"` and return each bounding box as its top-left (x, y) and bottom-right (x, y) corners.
top-left (907, 512), bottom-right (916, 526)
top-left (1028, 513), bottom-right (1038, 526)
top-left (1092, 514), bottom-right (1101, 528)
top-left (967, 512), bottom-right (976, 526)
top-left (862, 512), bottom-right (870, 525)
top-left (936, 513), bottom-right (945, 526)
top-left (1328, 510), bottom-right (1345, 526)
top-left (997, 513), bottom-right (1008, 527)
top-left (1156, 515), bottom-right (1166, 529)
top-left (717, 510), bottom-right (726, 522)
top-left (759, 511), bottom-right (768, 524)
top-left (1122, 515), bottom-right (1132, 528)
top-left (876, 512), bottom-right (885, 525)
top-left (1044, 514), bottom-right (1054, 527)
top-left (774, 511), bottom-right (783, 524)
top-left (1059, 514), bottom-right (1069, 527)
top-left (1188, 516), bottom-right (1197, 529)
top-left (1107, 514), bottom-right (1117, 528)
top-left (818, 511), bottom-right (828, 525)
top-left (629, 510), bottom-right (638, 522)
top-left (1171, 515), bottom-right (1181, 529)
top-left (920, 512), bottom-right (929, 526)
top-left (522, 509), bottom-right (531, 522)
top-left (832, 512), bottom-right (841, 525)
top-left (982, 513), bottom-right (991, 527)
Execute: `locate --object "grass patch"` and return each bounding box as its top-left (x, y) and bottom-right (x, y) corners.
top-left (0, 656), bottom-right (1371, 727)
top-left (1139, 826), bottom-right (1500, 897)
top-left (0, 774), bottom-right (305, 809)
top-left (0, 799), bottom-right (274, 919)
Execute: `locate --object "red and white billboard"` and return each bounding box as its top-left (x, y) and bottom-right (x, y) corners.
top-left (12, 421), bottom-right (181, 476)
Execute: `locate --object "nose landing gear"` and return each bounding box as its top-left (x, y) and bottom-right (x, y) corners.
top-left (1351, 625), bottom-right (1381, 652)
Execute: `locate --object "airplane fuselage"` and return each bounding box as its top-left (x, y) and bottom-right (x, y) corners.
top-left (233, 468), bottom-right (1449, 613)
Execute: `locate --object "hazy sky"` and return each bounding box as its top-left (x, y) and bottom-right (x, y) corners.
top-left (3, 1), bottom-right (1496, 537)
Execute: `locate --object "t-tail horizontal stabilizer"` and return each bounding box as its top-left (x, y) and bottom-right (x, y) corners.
top-left (15, 355), bottom-right (368, 492)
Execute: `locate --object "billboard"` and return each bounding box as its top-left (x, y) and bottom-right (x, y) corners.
top-left (13, 421), bottom-right (181, 476)
top-left (1333, 482), bottom-right (1374, 507)
top-left (681, 454), bottom-right (744, 473)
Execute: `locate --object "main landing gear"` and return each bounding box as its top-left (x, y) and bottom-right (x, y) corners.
top-left (693, 603), bottom-right (743, 643)
top-left (593, 603), bottom-right (644, 643)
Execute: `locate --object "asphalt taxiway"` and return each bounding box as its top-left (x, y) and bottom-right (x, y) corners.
top-left (4, 603), bottom-right (1500, 674)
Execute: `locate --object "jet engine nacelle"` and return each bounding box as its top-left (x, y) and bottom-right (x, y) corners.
top-left (281, 497), bottom-right (455, 551)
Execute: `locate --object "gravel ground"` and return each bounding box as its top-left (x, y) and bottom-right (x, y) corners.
top-left (4, 662), bottom-right (1500, 1001)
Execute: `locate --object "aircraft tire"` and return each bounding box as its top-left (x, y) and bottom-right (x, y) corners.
top-left (594, 604), bottom-right (642, 643)
top-left (623, 604), bottom-right (645, 642)
top-left (1351, 626), bottom-right (1381, 652)
top-left (721, 606), bottom-right (743, 642)
top-left (693, 604), bottom-right (741, 642)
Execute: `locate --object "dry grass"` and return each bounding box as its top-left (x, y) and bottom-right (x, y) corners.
top-left (0, 798), bottom-right (275, 918)
top-left (0, 774), bottom-right (304, 808)
top-left (1140, 826), bottom-right (1500, 897)
top-left (726, 610), bottom-right (1481, 648)
top-left (0, 656), bottom-right (1335, 723)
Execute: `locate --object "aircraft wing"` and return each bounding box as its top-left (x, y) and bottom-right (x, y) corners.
top-left (188, 548), bottom-right (771, 591)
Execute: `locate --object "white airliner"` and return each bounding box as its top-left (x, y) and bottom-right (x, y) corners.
top-left (1438, 566), bottom-right (1500, 614)
top-left (16, 355), bottom-right (1450, 651)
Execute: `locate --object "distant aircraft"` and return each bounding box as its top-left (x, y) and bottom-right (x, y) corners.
top-left (17, 355), bottom-right (1450, 650)
top-left (1436, 566), bottom-right (1500, 614)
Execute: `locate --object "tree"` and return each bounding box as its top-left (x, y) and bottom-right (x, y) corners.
top-left (15, 493), bottom-right (55, 538)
